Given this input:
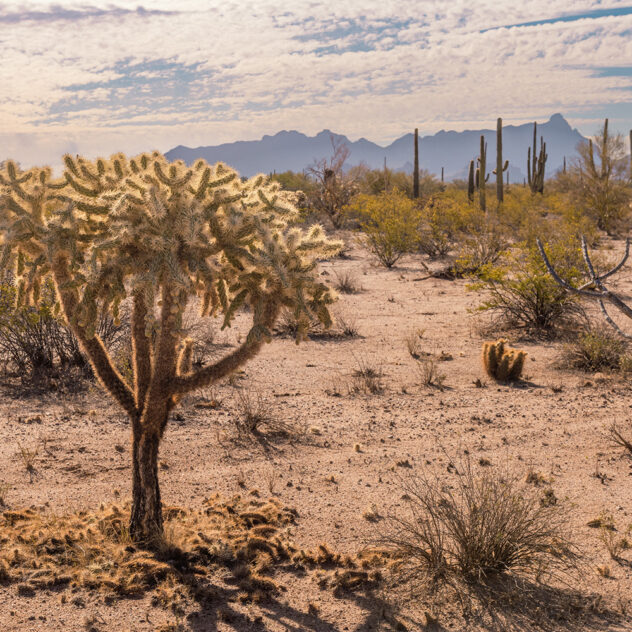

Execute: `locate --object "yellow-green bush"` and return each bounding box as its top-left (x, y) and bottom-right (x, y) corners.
top-left (471, 240), bottom-right (587, 334)
top-left (347, 189), bottom-right (421, 267)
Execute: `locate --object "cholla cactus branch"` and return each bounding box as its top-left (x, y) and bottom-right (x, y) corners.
top-left (51, 253), bottom-right (138, 416)
top-left (537, 236), bottom-right (632, 337)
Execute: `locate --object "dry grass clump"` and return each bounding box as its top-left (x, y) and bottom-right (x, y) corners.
top-left (559, 328), bottom-right (630, 373)
top-left (334, 270), bottom-right (363, 294)
top-left (404, 328), bottom-right (426, 360)
top-left (482, 339), bottom-right (526, 382)
top-left (350, 355), bottom-right (384, 394)
top-left (599, 521), bottom-right (632, 561)
top-left (233, 388), bottom-right (283, 437)
top-left (416, 357), bottom-right (446, 390)
top-left (404, 329), bottom-right (447, 389)
top-left (610, 423), bottom-right (632, 457)
top-left (380, 462), bottom-right (580, 594)
top-left (274, 308), bottom-right (358, 340)
top-left (16, 442), bottom-right (39, 481)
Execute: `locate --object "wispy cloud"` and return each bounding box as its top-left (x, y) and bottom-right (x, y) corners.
top-left (0, 0), bottom-right (630, 170)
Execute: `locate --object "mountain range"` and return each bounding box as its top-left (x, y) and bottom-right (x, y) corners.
top-left (165, 114), bottom-right (586, 182)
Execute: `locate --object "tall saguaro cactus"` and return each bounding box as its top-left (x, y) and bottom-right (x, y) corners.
top-left (493, 118), bottom-right (509, 203)
top-left (413, 128), bottom-right (420, 199)
top-left (527, 122), bottom-right (547, 194)
top-left (467, 159), bottom-right (475, 202)
top-left (476, 135), bottom-right (489, 211)
top-left (0, 153), bottom-right (340, 544)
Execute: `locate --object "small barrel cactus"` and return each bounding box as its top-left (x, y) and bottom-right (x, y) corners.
top-left (482, 339), bottom-right (526, 382)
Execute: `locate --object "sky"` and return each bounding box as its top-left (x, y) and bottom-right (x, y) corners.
top-left (1, 0), bottom-right (631, 171)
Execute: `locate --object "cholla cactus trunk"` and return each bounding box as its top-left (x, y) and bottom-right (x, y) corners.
top-left (413, 128), bottom-right (420, 199)
top-left (0, 154), bottom-right (339, 546)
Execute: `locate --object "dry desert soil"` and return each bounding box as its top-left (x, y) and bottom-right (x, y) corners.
top-left (1, 234), bottom-right (632, 632)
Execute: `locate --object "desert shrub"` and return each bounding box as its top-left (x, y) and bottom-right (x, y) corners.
top-left (482, 339), bottom-right (526, 382)
top-left (350, 355), bottom-right (384, 394)
top-left (382, 462), bottom-right (579, 590)
top-left (0, 277), bottom-right (124, 383)
top-left (274, 307), bottom-right (358, 340)
top-left (348, 189), bottom-right (421, 267)
top-left (560, 328), bottom-right (630, 373)
top-left (566, 120), bottom-right (631, 234)
top-left (306, 136), bottom-right (358, 228)
top-left (471, 241), bottom-right (586, 335)
top-left (452, 205), bottom-right (508, 276)
top-left (334, 270), bottom-right (362, 294)
top-left (417, 195), bottom-right (463, 258)
top-left (348, 164), bottom-right (414, 197)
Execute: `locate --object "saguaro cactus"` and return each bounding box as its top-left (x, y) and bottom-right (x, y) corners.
top-left (493, 118), bottom-right (509, 203)
top-left (527, 122), bottom-right (547, 194)
top-left (476, 135), bottom-right (489, 211)
top-left (413, 128), bottom-right (420, 199)
top-left (0, 153), bottom-right (340, 544)
top-left (467, 160), bottom-right (475, 202)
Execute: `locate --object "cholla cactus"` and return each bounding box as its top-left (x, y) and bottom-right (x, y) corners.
top-left (0, 153), bottom-right (340, 544)
top-left (482, 339), bottom-right (526, 382)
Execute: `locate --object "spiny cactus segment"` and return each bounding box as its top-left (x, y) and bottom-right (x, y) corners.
top-left (482, 339), bottom-right (526, 382)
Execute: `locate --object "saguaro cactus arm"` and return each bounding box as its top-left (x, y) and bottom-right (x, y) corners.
top-left (537, 236), bottom-right (632, 337)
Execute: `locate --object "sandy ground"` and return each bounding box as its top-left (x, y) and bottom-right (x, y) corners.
top-left (1, 236), bottom-right (632, 631)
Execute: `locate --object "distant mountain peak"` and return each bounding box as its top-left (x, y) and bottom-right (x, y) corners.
top-left (548, 113), bottom-right (571, 128)
top-left (165, 114), bottom-right (584, 181)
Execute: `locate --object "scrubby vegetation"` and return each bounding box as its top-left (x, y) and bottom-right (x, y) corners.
top-left (1, 116), bottom-right (632, 631)
top-left (382, 462), bottom-right (580, 589)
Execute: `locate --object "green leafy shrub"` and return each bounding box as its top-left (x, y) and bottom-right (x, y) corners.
top-left (471, 241), bottom-right (587, 335)
top-left (348, 189), bottom-right (421, 267)
top-left (417, 195), bottom-right (463, 258)
top-left (560, 328), bottom-right (630, 372)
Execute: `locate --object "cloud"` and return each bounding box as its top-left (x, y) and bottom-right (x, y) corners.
top-left (0, 0), bottom-right (631, 168)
